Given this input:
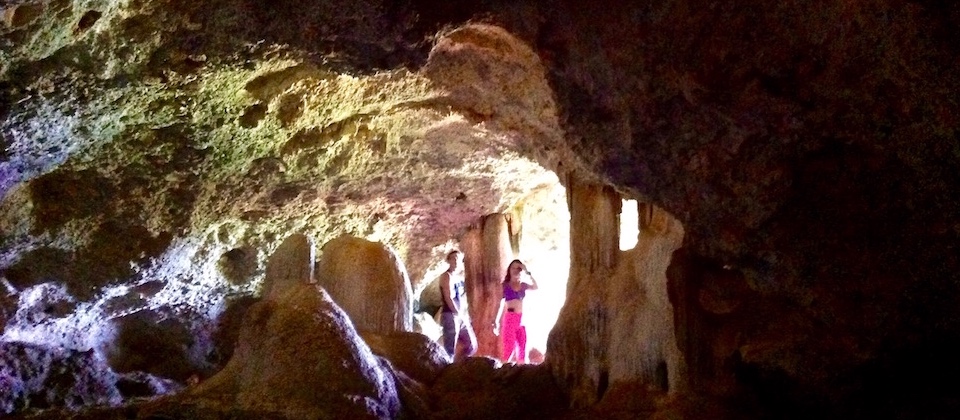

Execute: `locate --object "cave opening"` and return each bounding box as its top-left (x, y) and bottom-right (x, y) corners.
top-left (413, 181), bottom-right (571, 364)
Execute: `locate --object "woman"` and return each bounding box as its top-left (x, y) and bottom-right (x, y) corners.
top-left (494, 259), bottom-right (538, 363)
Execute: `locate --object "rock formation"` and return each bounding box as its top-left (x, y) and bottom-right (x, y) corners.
top-left (1, 0), bottom-right (959, 418)
top-left (0, 342), bottom-right (122, 414)
top-left (316, 235), bottom-right (413, 334)
top-left (461, 213), bottom-right (516, 358)
top-left (141, 235), bottom-right (403, 419)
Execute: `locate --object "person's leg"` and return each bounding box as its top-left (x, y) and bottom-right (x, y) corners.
top-left (516, 321), bottom-right (528, 364)
top-left (440, 312), bottom-right (459, 358)
top-left (501, 312), bottom-right (520, 361)
top-left (460, 316), bottom-right (478, 357)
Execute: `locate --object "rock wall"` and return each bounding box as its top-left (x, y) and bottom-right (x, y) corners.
top-left (1, 0), bottom-right (959, 416)
top-left (315, 235), bottom-right (413, 334)
top-left (549, 175), bottom-right (686, 407)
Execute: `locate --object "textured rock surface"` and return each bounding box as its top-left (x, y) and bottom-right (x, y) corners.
top-left (260, 234), bottom-right (314, 300)
top-left (360, 330), bottom-right (450, 386)
top-left (1, 0), bottom-right (959, 417)
top-left (461, 213), bottom-right (515, 358)
top-left (149, 284), bottom-right (402, 418)
top-left (0, 341), bottom-right (122, 415)
top-left (316, 235), bottom-right (413, 334)
top-left (430, 357), bottom-right (568, 420)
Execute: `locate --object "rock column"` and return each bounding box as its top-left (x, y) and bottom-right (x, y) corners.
top-left (462, 213), bottom-right (515, 358)
top-left (315, 235), bottom-right (414, 334)
top-left (548, 174), bottom-right (621, 407)
top-left (548, 174), bottom-right (686, 408)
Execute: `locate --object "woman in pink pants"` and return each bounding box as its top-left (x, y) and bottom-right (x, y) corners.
top-left (494, 259), bottom-right (539, 363)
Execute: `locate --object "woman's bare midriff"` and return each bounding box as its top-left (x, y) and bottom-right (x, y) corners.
top-left (505, 298), bottom-right (523, 313)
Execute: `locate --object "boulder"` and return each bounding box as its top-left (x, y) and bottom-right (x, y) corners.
top-left (316, 235), bottom-right (413, 334)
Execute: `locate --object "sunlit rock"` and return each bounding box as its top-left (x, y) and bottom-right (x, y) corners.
top-left (316, 235), bottom-right (413, 334)
top-left (260, 234), bottom-right (314, 300)
top-left (461, 213), bottom-right (514, 358)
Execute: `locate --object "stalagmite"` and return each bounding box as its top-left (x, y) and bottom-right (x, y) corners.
top-left (145, 235), bottom-right (402, 418)
top-left (315, 235), bottom-right (414, 334)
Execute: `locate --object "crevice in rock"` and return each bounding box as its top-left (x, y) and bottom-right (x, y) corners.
top-left (75, 10), bottom-right (101, 33)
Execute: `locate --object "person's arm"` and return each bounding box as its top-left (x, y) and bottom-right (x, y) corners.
top-left (493, 283), bottom-right (505, 334)
top-left (525, 269), bottom-right (539, 291)
top-left (439, 272), bottom-right (458, 313)
top-left (493, 296), bottom-right (505, 335)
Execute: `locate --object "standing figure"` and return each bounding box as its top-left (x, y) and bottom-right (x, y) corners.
top-left (439, 250), bottom-right (477, 360)
top-left (494, 259), bottom-right (539, 363)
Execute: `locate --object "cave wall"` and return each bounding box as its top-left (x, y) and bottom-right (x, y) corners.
top-left (1, 0), bottom-right (959, 416)
top-left (1, 0), bottom-right (561, 375)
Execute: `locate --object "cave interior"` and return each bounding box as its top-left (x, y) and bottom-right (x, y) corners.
top-left (1, 0), bottom-right (959, 418)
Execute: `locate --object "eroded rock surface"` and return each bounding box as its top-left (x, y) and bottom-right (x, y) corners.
top-left (0, 341), bottom-right (122, 415)
top-left (1, 0), bottom-right (959, 417)
top-left (147, 282), bottom-right (401, 419)
top-left (316, 235), bottom-right (413, 334)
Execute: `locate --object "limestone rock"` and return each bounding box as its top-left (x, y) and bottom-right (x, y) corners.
top-left (360, 330), bottom-right (450, 386)
top-left (0, 0), bottom-right (959, 417)
top-left (260, 234), bottom-right (314, 301)
top-left (0, 341), bottom-right (122, 415)
top-left (316, 235), bottom-right (413, 334)
top-left (99, 309), bottom-right (201, 382)
top-left (147, 282), bottom-right (401, 419)
top-left (114, 371), bottom-right (183, 400)
top-left (461, 214), bottom-right (515, 358)
top-left (549, 177), bottom-right (685, 407)
top-left (430, 358), bottom-right (568, 419)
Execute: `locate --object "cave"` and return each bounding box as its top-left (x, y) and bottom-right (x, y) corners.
top-left (2, 0), bottom-right (960, 418)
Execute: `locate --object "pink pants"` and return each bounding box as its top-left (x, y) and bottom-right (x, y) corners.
top-left (501, 311), bottom-right (527, 363)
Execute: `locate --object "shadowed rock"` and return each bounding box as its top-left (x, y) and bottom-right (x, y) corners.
top-left (360, 330), bottom-right (450, 386)
top-left (0, 342), bottom-right (122, 415)
top-left (430, 357), bottom-right (568, 420)
top-left (143, 283), bottom-right (401, 419)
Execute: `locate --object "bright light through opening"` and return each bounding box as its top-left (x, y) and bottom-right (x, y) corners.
top-left (514, 183), bottom-right (569, 359)
top-left (620, 199), bottom-right (639, 250)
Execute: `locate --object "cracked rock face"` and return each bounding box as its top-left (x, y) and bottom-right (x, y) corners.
top-left (2, 0), bottom-right (960, 417)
